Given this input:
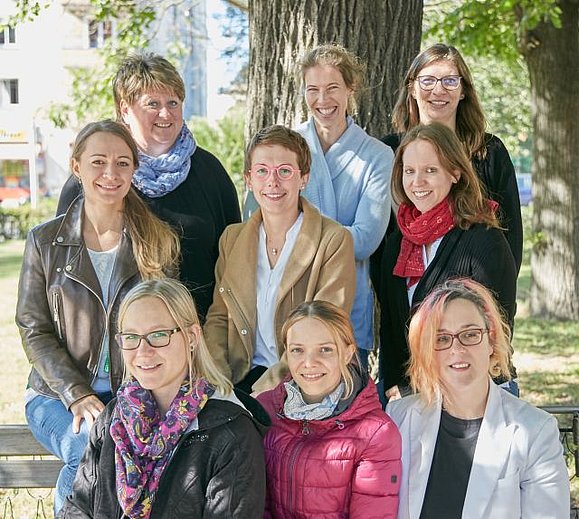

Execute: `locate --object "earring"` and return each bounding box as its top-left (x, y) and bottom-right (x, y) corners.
top-left (460, 94), bottom-right (465, 100)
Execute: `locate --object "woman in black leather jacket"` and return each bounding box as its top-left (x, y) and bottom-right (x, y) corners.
top-left (16, 121), bottom-right (179, 514)
top-left (58, 278), bottom-right (268, 519)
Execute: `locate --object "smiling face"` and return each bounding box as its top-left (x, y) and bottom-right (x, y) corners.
top-left (71, 131), bottom-right (135, 211)
top-left (402, 138), bottom-right (458, 213)
top-left (286, 317), bottom-right (354, 404)
top-left (435, 298), bottom-right (493, 396)
top-left (120, 296), bottom-right (195, 414)
top-left (412, 60), bottom-right (463, 130)
top-left (120, 89), bottom-right (183, 157)
top-left (304, 64), bottom-right (353, 132)
top-left (246, 144), bottom-right (308, 221)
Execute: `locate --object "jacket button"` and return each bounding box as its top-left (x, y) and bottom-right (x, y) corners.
top-left (56, 236), bottom-right (64, 243)
top-left (56, 267), bottom-right (62, 273)
top-left (65, 265), bottom-right (72, 271)
top-left (241, 329), bottom-right (248, 335)
top-left (219, 287), bottom-right (224, 293)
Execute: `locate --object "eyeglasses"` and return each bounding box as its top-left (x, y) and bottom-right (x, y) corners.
top-left (416, 75), bottom-right (462, 91)
top-left (249, 164), bottom-right (300, 181)
top-left (115, 328), bottom-right (181, 350)
top-left (434, 328), bottom-right (489, 351)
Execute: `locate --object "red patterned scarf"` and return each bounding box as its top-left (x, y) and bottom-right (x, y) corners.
top-left (393, 198), bottom-right (455, 287)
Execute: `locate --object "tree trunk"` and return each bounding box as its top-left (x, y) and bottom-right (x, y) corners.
top-left (246, 0), bottom-right (423, 139)
top-left (519, 0), bottom-right (579, 319)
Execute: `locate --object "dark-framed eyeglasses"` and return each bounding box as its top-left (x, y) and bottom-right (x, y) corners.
top-left (248, 164), bottom-right (300, 181)
top-left (115, 328), bottom-right (181, 350)
top-left (416, 75), bottom-right (462, 91)
top-left (434, 328), bottom-right (489, 351)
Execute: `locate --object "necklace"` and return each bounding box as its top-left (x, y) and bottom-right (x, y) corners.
top-left (271, 247), bottom-right (279, 256)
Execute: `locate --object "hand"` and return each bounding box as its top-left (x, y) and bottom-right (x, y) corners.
top-left (385, 385), bottom-right (402, 402)
top-left (70, 395), bottom-right (105, 434)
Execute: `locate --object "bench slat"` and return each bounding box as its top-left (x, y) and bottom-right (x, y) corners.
top-left (0, 460), bottom-right (63, 488)
top-left (0, 425), bottom-right (52, 456)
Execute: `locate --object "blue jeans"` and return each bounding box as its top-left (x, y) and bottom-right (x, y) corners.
top-left (357, 348), bottom-right (370, 372)
top-left (25, 392), bottom-right (112, 514)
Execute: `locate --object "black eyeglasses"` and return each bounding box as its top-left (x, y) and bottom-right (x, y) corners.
top-left (115, 328), bottom-right (181, 350)
top-left (416, 75), bottom-right (462, 91)
top-left (435, 328), bottom-right (489, 351)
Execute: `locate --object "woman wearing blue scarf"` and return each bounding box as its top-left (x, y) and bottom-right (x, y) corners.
top-left (246, 44), bottom-right (394, 368)
top-left (57, 53), bottom-right (241, 321)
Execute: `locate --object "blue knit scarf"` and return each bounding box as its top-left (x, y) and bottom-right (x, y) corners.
top-left (132, 124), bottom-right (196, 198)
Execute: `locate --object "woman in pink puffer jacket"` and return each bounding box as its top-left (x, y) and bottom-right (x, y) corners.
top-left (257, 301), bottom-right (401, 518)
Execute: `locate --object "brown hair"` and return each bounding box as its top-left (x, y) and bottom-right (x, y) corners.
top-left (406, 278), bottom-right (511, 406)
top-left (71, 120), bottom-right (180, 278)
top-left (391, 123), bottom-right (499, 230)
top-left (298, 43), bottom-right (365, 115)
top-left (281, 300), bottom-right (359, 399)
top-left (113, 53), bottom-right (185, 120)
top-left (118, 278), bottom-right (232, 394)
top-left (244, 125), bottom-right (311, 178)
top-left (391, 43), bottom-right (487, 158)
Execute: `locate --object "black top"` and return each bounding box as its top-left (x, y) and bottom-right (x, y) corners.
top-left (380, 132), bottom-right (523, 273)
top-left (57, 147), bottom-right (241, 321)
top-left (419, 411), bottom-right (482, 519)
top-left (378, 225), bottom-right (517, 390)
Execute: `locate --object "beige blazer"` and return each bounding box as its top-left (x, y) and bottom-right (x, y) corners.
top-left (204, 198), bottom-right (355, 391)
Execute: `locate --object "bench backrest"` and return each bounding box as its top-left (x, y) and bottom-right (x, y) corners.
top-left (0, 424), bottom-right (63, 488)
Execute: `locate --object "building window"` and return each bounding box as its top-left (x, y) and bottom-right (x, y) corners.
top-left (0, 79), bottom-right (19, 107)
top-left (0, 26), bottom-right (16, 45)
top-left (88, 19), bottom-right (114, 48)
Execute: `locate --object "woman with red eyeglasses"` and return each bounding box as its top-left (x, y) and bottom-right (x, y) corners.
top-left (204, 125), bottom-right (355, 394)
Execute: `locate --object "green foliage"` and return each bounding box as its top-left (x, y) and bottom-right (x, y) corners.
top-left (190, 105), bottom-right (246, 199)
top-left (0, 197), bottom-right (57, 239)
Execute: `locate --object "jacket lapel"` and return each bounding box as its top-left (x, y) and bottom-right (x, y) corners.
top-left (408, 401), bottom-right (441, 519)
top-left (462, 382), bottom-right (515, 519)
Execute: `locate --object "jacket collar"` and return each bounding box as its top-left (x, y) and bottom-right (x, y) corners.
top-left (407, 381), bottom-right (515, 519)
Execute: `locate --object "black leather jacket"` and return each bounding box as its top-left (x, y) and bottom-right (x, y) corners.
top-left (58, 392), bottom-right (269, 518)
top-left (16, 197), bottom-right (140, 408)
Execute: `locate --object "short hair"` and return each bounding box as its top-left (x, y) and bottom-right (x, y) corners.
top-left (281, 300), bottom-right (360, 399)
top-left (391, 123), bottom-right (499, 229)
top-left (407, 278), bottom-right (512, 406)
top-left (113, 53), bottom-right (185, 120)
top-left (244, 125), bottom-right (311, 178)
top-left (118, 279), bottom-right (232, 395)
top-left (298, 43), bottom-right (366, 115)
top-left (391, 43), bottom-right (486, 158)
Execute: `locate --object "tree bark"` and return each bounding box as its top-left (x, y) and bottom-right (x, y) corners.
top-left (246, 0), bottom-right (423, 139)
top-left (518, 0), bottom-right (579, 319)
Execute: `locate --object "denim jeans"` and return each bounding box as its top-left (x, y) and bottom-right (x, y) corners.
top-left (25, 392), bottom-right (112, 514)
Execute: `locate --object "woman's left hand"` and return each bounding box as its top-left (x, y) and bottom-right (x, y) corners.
top-left (70, 395), bottom-right (105, 433)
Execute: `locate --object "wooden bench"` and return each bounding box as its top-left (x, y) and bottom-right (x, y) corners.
top-left (0, 425), bottom-right (63, 488)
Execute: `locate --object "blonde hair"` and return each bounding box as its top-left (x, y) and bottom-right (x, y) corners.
top-left (71, 120), bottom-right (180, 279)
top-left (407, 278), bottom-right (511, 406)
top-left (281, 301), bottom-right (359, 399)
top-left (113, 53), bottom-right (185, 120)
top-left (118, 278), bottom-right (232, 394)
top-left (391, 43), bottom-right (487, 159)
top-left (298, 43), bottom-right (365, 115)
top-left (391, 123), bottom-right (499, 230)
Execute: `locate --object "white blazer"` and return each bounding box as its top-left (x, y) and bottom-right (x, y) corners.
top-left (386, 381), bottom-right (570, 519)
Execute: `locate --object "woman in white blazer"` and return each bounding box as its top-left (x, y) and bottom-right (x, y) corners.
top-left (386, 278), bottom-right (569, 519)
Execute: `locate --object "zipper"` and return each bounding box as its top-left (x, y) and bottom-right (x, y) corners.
top-left (51, 291), bottom-right (64, 340)
top-left (286, 419), bottom-right (310, 511)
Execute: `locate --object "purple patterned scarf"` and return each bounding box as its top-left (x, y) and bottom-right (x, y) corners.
top-left (110, 377), bottom-right (214, 519)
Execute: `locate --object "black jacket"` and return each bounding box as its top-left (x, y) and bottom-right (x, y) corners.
top-left (57, 147), bottom-right (241, 321)
top-left (58, 392), bottom-right (270, 518)
top-left (16, 197), bottom-right (139, 408)
top-left (378, 224), bottom-right (517, 390)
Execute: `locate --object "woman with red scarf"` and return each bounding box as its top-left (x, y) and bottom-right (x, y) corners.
top-left (378, 123), bottom-right (517, 403)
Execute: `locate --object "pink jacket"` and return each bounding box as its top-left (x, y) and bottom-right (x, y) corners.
top-left (257, 379), bottom-right (401, 518)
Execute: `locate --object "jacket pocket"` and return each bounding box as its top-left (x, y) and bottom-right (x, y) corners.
top-left (50, 289), bottom-right (65, 341)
